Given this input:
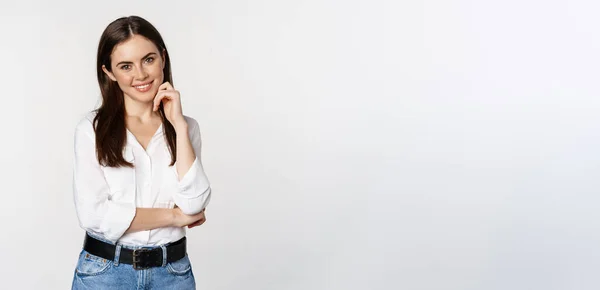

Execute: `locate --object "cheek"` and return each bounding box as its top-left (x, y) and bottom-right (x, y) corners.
top-left (150, 65), bottom-right (164, 80)
top-left (114, 73), bottom-right (133, 87)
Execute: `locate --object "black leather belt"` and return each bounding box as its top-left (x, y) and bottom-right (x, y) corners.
top-left (83, 233), bottom-right (187, 270)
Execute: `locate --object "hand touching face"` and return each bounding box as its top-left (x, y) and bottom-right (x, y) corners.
top-left (153, 82), bottom-right (185, 127)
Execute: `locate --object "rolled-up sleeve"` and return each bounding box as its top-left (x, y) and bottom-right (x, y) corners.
top-left (171, 118), bottom-right (212, 215)
top-left (72, 117), bottom-right (136, 243)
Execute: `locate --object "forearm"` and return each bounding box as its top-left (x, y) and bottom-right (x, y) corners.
top-left (173, 120), bottom-right (196, 179)
top-left (124, 208), bottom-right (175, 234)
top-left (170, 117), bottom-right (211, 215)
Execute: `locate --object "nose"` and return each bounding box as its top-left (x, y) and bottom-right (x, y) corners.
top-left (135, 66), bottom-right (149, 80)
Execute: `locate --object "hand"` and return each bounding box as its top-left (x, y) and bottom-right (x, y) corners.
top-left (187, 209), bottom-right (206, 229)
top-left (153, 82), bottom-right (186, 128)
top-left (172, 207), bottom-right (206, 228)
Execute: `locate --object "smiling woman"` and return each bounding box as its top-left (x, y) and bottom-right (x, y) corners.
top-left (71, 16), bottom-right (211, 290)
top-left (103, 37), bottom-right (165, 111)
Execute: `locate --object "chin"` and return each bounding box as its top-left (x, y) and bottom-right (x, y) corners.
top-left (124, 90), bottom-right (154, 103)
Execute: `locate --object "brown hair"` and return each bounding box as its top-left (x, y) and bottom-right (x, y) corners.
top-left (94, 16), bottom-right (177, 167)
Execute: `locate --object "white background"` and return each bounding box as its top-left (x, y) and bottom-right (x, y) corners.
top-left (1, 0), bottom-right (599, 289)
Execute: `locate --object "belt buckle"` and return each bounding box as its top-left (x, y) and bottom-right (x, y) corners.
top-left (132, 248), bottom-right (151, 270)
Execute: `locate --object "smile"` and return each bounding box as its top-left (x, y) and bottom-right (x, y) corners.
top-left (133, 82), bottom-right (153, 92)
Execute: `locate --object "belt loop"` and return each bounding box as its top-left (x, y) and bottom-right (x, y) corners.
top-left (114, 243), bottom-right (122, 266)
top-left (160, 245), bottom-right (167, 267)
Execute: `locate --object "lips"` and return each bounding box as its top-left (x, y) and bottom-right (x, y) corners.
top-left (133, 81), bottom-right (153, 93)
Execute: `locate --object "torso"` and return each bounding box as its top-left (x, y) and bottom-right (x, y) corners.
top-left (78, 111), bottom-right (200, 246)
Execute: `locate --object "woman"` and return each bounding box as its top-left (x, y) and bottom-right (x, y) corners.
top-left (71, 15), bottom-right (211, 290)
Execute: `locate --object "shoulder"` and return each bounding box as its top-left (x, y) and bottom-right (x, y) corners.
top-left (74, 110), bottom-right (98, 137)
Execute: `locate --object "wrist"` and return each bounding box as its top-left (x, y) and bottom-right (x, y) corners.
top-left (172, 118), bottom-right (188, 132)
top-left (169, 208), bottom-right (178, 227)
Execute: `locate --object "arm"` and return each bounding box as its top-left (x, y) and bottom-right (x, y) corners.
top-left (173, 119), bottom-right (194, 179)
top-left (153, 82), bottom-right (211, 215)
top-left (73, 118), bottom-right (138, 243)
top-left (170, 117), bottom-right (212, 215)
top-left (124, 208), bottom-right (174, 234)
top-left (125, 207), bottom-right (206, 234)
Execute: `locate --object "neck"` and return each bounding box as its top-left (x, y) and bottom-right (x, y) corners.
top-left (123, 94), bottom-right (160, 122)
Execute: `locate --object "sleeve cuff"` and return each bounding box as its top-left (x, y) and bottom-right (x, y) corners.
top-left (172, 157), bottom-right (210, 198)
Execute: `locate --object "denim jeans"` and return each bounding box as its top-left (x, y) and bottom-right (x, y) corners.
top-left (71, 235), bottom-right (196, 289)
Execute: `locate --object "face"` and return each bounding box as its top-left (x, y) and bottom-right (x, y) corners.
top-left (102, 34), bottom-right (165, 103)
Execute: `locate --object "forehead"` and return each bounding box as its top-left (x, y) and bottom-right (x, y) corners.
top-left (111, 34), bottom-right (159, 63)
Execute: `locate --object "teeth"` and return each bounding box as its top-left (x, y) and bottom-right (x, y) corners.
top-left (135, 84), bottom-right (150, 89)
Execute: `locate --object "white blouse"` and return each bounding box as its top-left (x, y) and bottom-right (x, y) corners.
top-left (72, 111), bottom-right (211, 246)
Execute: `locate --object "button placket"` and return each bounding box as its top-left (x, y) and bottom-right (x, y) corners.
top-left (145, 154), bottom-right (152, 190)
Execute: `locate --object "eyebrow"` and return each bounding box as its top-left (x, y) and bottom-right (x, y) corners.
top-left (115, 52), bottom-right (157, 66)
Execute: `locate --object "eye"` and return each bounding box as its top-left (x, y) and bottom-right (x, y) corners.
top-left (120, 64), bottom-right (131, 71)
top-left (145, 57), bottom-right (155, 64)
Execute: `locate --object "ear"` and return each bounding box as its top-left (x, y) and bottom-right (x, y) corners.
top-left (102, 65), bottom-right (117, 82)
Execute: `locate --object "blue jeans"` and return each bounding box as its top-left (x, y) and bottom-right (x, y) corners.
top-left (71, 235), bottom-right (196, 289)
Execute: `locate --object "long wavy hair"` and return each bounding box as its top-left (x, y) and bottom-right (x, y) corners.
top-left (94, 16), bottom-right (177, 167)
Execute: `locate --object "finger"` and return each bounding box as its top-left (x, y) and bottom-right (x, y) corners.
top-left (188, 218), bottom-right (205, 228)
top-left (161, 90), bottom-right (179, 99)
top-left (190, 219), bottom-right (205, 228)
top-left (163, 82), bottom-right (174, 90)
top-left (192, 215), bottom-right (205, 225)
top-left (153, 91), bottom-right (177, 111)
top-left (159, 82), bottom-right (174, 91)
top-left (154, 90), bottom-right (179, 103)
top-left (158, 82), bottom-right (169, 91)
top-left (153, 93), bottom-right (166, 111)
top-left (188, 220), bottom-right (200, 228)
